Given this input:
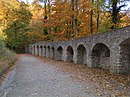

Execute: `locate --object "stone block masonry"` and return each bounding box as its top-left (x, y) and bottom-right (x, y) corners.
top-left (29, 26), bottom-right (130, 74)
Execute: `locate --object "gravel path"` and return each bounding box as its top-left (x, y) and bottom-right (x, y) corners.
top-left (3, 54), bottom-right (130, 97)
top-left (6, 55), bottom-right (95, 97)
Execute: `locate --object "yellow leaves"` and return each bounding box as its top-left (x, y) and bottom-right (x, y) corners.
top-left (26, 31), bottom-right (45, 42)
top-left (26, 31), bottom-right (43, 37)
top-left (120, 13), bottom-right (130, 27)
top-left (28, 0), bottom-right (130, 42)
top-left (0, 0), bottom-right (20, 27)
top-left (0, 31), bottom-right (5, 38)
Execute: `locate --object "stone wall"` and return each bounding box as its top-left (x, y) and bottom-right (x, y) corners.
top-left (29, 26), bottom-right (130, 74)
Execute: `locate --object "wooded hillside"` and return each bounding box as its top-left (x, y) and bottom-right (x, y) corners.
top-left (0, 0), bottom-right (130, 52)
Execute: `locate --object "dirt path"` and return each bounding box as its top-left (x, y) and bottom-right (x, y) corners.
top-left (2, 54), bottom-right (130, 97)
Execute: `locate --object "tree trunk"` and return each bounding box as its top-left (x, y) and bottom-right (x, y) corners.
top-left (96, 0), bottom-right (100, 31)
top-left (90, 0), bottom-right (94, 34)
top-left (44, 0), bottom-right (47, 17)
top-left (71, 0), bottom-right (75, 36)
top-left (75, 0), bottom-right (78, 36)
top-left (48, 0), bottom-right (51, 34)
top-left (111, 0), bottom-right (118, 29)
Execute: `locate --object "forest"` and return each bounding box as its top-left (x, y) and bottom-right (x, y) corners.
top-left (0, 0), bottom-right (130, 53)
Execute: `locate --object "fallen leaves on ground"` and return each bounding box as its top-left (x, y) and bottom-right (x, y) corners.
top-left (21, 54), bottom-right (130, 96)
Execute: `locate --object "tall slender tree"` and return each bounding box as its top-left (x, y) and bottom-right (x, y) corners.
top-left (90, 0), bottom-right (94, 34)
top-left (105, 0), bottom-right (128, 29)
top-left (74, 0), bottom-right (78, 36)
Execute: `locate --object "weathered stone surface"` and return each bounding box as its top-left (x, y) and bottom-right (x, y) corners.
top-left (29, 26), bottom-right (130, 74)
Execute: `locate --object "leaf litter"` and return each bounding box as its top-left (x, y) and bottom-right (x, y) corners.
top-left (30, 55), bottom-right (130, 96)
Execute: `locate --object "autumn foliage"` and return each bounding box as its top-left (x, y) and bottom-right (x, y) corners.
top-left (0, 0), bottom-right (130, 52)
top-left (30, 0), bottom-right (130, 42)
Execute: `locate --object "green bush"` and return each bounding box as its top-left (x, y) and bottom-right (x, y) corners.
top-left (2, 48), bottom-right (17, 63)
top-left (0, 37), bottom-right (5, 50)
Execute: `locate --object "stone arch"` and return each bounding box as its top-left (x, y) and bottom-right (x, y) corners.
top-left (44, 46), bottom-right (46, 57)
top-left (57, 46), bottom-right (63, 61)
top-left (47, 46), bottom-right (50, 58)
top-left (40, 45), bottom-right (43, 56)
top-left (51, 47), bottom-right (55, 59)
top-left (66, 46), bottom-right (74, 62)
top-left (119, 38), bottom-right (130, 74)
top-left (77, 44), bottom-right (87, 64)
top-left (37, 45), bottom-right (39, 56)
top-left (33, 45), bottom-right (35, 55)
top-left (91, 43), bottom-right (110, 69)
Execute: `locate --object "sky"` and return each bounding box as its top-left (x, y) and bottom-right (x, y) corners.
top-left (19, 0), bottom-right (33, 3)
top-left (19, 0), bottom-right (44, 6)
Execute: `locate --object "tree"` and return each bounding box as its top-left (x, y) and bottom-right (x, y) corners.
top-left (90, 0), bottom-right (94, 34)
top-left (103, 0), bottom-right (129, 29)
top-left (30, 0), bottom-right (130, 41)
top-left (4, 2), bottom-right (32, 53)
top-left (0, 0), bottom-right (19, 50)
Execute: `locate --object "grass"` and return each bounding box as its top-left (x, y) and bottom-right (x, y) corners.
top-left (0, 48), bottom-right (17, 76)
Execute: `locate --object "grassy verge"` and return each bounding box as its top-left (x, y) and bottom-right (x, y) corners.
top-left (0, 48), bottom-right (17, 76)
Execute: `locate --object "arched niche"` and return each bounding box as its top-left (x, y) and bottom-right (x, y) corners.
top-left (66, 46), bottom-right (74, 62)
top-left (119, 38), bottom-right (130, 74)
top-left (77, 44), bottom-right (87, 64)
top-left (91, 43), bottom-right (110, 69)
top-left (57, 46), bottom-right (63, 61)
